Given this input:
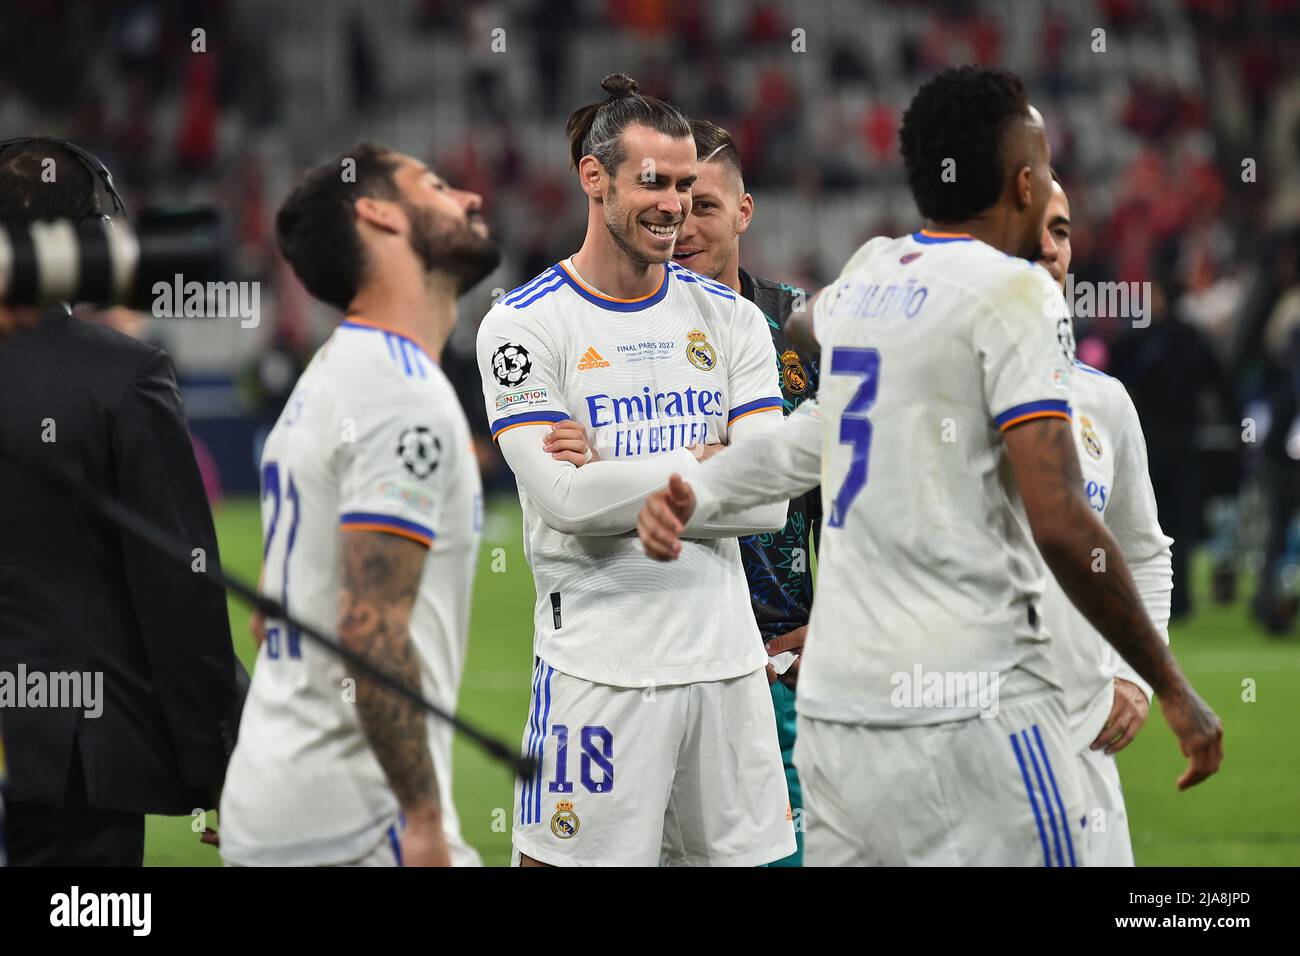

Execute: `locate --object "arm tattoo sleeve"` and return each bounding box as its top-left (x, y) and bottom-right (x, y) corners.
top-left (337, 530), bottom-right (438, 813)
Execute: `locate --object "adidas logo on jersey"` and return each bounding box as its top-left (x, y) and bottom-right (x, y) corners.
top-left (577, 346), bottom-right (611, 370)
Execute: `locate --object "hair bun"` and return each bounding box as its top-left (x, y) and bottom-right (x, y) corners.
top-left (600, 73), bottom-right (638, 99)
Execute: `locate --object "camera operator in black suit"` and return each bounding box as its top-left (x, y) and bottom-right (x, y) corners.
top-left (0, 137), bottom-right (240, 866)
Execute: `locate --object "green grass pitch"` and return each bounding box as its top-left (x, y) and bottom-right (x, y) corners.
top-left (142, 495), bottom-right (1300, 866)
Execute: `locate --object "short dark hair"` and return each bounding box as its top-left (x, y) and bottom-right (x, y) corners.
top-left (690, 119), bottom-right (743, 182)
top-left (565, 73), bottom-right (692, 174)
top-left (0, 137), bottom-right (102, 221)
top-left (899, 66), bottom-right (1031, 222)
top-left (275, 142), bottom-right (401, 311)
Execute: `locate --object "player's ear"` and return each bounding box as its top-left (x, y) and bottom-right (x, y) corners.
top-left (735, 192), bottom-right (754, 236)
top-left (354, 196), bottom-right (402, 235)
top-left (577, 155), bottom-right (605, 202)
top-left (1013, 165), bottom-right (1033, 210)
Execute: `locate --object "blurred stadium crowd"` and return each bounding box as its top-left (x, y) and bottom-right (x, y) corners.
top-left (2, 0), bottom-right (1298, 630)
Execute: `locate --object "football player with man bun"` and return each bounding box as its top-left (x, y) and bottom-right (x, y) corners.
top-left (476, 74), bottom-right (796, 867)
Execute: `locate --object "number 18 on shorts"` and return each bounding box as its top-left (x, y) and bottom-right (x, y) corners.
top-left (511, 659), bottom-right (796, 867)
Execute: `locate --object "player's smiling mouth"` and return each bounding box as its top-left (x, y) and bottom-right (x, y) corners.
top-left (640, 220), bottom-right (679, 242)
top-left (672, 248), bottom-right (702, 264)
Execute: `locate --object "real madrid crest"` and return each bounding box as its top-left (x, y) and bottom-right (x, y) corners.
top-left (1080, 415), bottom-right (1103, 459)
top-left (550, 800), bottom-right (580, 839)
top-left (686, 329), bottom-right (717, 371)
top-left (780, 349), bottom-right (808, 394)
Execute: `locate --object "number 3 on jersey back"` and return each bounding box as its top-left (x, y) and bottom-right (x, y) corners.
top-left (828, 347), bottom-right (881, 529)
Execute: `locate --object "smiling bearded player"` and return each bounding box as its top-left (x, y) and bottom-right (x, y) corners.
top-left (475, 73), bottom-right (796, 867)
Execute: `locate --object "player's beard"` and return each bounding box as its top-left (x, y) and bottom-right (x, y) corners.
top-left (403, 200), bottom-right (502, 294)
top-left (603, 179), bottom-right (673, 267)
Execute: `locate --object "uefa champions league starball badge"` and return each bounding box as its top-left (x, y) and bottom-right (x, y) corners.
top-left (492, 343), bottom-right (533, 386)
top-left (397, 426), bottom-right (441, 479)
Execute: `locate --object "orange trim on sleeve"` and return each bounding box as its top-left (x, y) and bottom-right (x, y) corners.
top-left (728, 406), bottom-right (784, 426)
top-left (998, 410), bottom-right (1072, 432)
top-left (338, 523), bottom-right (433, 547)
top-left (492, 420), bottom-right (556, 441)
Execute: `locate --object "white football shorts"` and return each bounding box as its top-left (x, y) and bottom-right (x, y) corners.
top-left (797, 690), bottom-right (1088, 866)
top-left (511, 658), bottom-right (795, 866)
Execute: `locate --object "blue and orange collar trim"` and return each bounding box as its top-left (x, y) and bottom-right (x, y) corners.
top-left (911, 229), bottom-right (975, 245)
top-left (340, 317), bottom-right (438, 365)
top-left (554, 260), bottom-right (670, 313)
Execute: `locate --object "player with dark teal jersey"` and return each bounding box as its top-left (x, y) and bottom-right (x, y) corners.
top-left (737, 269), bottom-right (820, 642)
top-left (675, 120), bottom-right (819, 865)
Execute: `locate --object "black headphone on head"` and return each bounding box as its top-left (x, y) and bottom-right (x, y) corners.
top-left (0, 136), bottom-right (126, 219)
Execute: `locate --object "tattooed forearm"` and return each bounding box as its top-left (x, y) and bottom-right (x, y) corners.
top-left (1005, 418), bottom-right (1183, 699)
top-left (338, 530), bottom-right (439, 816)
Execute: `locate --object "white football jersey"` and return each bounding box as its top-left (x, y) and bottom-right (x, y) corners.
top-left (476, 258), bottom-right (783, 687)
top-left (221, 318), bottom-right (482, 866)
top-left (801, 230), bottom-right (1076, 725)
top-left (1038, 361), bottom-right (1173, 744)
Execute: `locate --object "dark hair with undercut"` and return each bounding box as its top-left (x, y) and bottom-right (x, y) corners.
top-left (690, 119), bottom-right (743, 182)
top-left (0, 137), bottom-right (101, 222)
top-left (565, 73), bottom-right (692, 174)
top-left (899, 66), bottom-right (1031, 222)
top-left (276, 141), bottom-right (402, 312)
